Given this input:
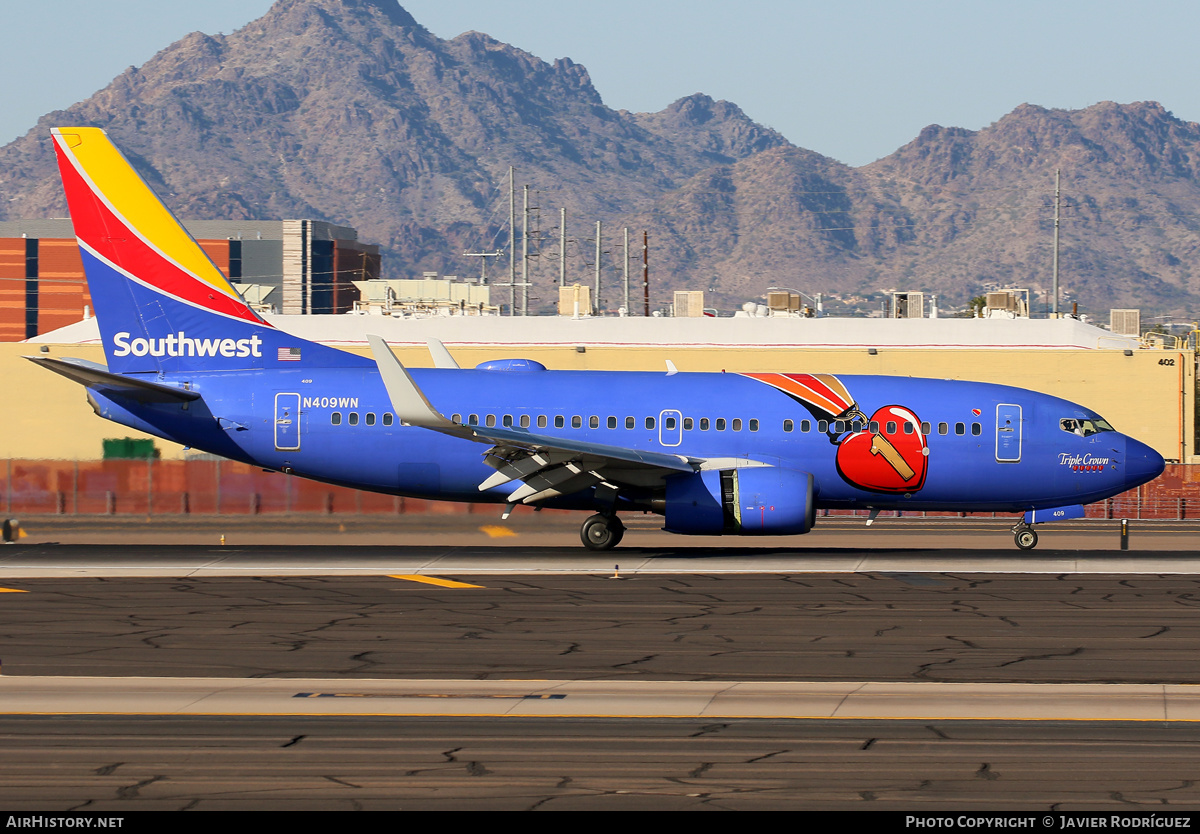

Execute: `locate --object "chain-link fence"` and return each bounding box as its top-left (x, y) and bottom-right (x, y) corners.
top-left (0, 458), bottom-right (477, 516)
top-left (3, 459), bottom-right (1197, 520)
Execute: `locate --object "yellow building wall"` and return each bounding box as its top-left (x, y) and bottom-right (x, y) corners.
top-left (3, 341), bottom-right (1193, 462)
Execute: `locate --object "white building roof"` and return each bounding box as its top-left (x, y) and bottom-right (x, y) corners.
top-left (28, 313), bottom-right (1138, 351)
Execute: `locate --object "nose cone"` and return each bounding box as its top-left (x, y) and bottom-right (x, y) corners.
top-left (1124, 437), bottom-right (1165, 489)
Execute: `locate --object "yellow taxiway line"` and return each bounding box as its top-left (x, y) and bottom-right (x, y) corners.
top-left (389, 574), bottom-right (485, 589)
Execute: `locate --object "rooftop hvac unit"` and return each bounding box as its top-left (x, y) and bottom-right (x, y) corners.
top-left (766, 291), bottom-right (801, 312)
top-left (987, 291), bottom-right (1015, 311)
top-left (984, 289), bottom-right (1030, 319)
top-left (1110, 309), bottom-right (1140, 336)
top-left (891, 291), bottom-right (924, 319)
top-left (674, 290), bottom-right (705, 317)
top-left (559, 284), bottom-right (592, 316)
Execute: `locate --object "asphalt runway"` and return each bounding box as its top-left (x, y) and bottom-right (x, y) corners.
top-left (2, 716), bottom-right (1199, 811)
top-left (3, 571), bottom-right (1200, 683)
top-left (4, 522), bottom-right (1200, 810)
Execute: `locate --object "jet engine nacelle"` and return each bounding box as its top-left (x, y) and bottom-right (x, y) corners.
top-left (663, 466), bottom-right (816, 536)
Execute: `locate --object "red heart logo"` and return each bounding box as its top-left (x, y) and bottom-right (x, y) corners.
top-left (835, 405), bottom-right (928, 494)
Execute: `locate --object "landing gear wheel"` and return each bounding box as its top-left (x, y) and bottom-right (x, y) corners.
top-left (1014, 528), bottom-right (1038, 550)
top-left (581, 514), bottom-right (624, 551)
top-left (608, 524), bottom-right (624, 549)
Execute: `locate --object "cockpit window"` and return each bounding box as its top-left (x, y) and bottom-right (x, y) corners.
top-left (1060, 417), bottom-right (1114, 437)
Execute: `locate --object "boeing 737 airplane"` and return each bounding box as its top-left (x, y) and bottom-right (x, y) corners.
top-left (31, 127), bottom-right (1165, 550)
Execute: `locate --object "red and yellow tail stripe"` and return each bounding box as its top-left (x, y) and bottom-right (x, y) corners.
top-left (51, 127), bottom-right (266, 326)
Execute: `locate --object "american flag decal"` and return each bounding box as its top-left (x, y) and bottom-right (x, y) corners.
top-left (277, 347), bottom-right (301, 361)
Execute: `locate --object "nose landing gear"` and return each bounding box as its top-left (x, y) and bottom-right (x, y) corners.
top-left (1013, 521), bottom-right (1039, 550)
top-left (581, 513), bottom-right (625, 551)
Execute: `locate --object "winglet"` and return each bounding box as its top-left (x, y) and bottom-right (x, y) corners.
top-left (665, 360), bottom-right (678, 376)
top-left (368, 335), bottom-right (462, 432)
top-left (427, 338), bottom-right (460, 369)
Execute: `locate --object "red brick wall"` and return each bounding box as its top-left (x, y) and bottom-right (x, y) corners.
top-left (0, 239), bottom-right (26, 341)
top-left (35, 239), bottom-right (90, 335)
top-left (196, 240), bottom-right (230, 276)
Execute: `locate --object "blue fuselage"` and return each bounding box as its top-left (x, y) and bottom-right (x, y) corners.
top-left (88, 364), bottom-right (1164, 516)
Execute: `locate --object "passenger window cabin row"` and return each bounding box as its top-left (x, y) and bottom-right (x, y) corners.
top-left (444, 414), bottom-right (763, 431)
top-left (783, 419), bottom-right (983, 437)
top-left (328, 411), bottom-right (984, 437)
top-left (330, 412), bottom-right (393, 427)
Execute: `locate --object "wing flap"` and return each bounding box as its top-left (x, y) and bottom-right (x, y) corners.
top-left (480, 452), bottom-right (565, 491)
top-left (519, 469), bottom-right (605, 504)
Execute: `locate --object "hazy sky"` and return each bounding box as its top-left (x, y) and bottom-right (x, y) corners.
top-left (5, 0), bottom-right (1199, 166)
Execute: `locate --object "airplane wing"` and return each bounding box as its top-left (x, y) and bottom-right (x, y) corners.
top-left (25, 355), bottom-right (201, 403)
top-left (368, 335), bottom-right (701, 506)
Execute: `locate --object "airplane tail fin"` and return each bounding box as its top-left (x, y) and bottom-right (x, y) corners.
top-left (51, 127), bottom-right (365, 374)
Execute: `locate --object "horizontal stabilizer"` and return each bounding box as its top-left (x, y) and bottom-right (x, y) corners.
top-left (25, 355), bottom-right (201, 403)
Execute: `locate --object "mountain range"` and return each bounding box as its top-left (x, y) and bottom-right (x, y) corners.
top-left (2, 0), bottom-right (1198, 319)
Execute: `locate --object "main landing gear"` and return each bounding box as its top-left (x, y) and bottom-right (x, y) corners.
top-left (1012, 521), bottom-right (1039, 551)
top-left (581, 513), bottom-right (625, 551)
